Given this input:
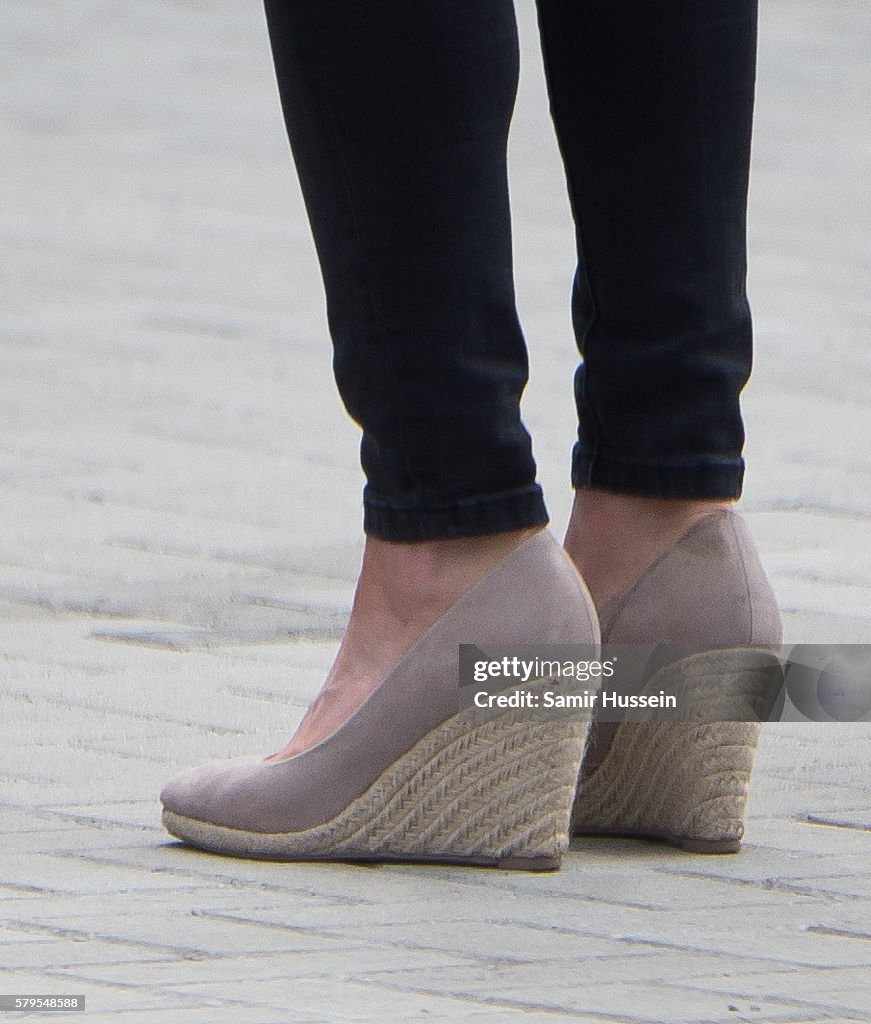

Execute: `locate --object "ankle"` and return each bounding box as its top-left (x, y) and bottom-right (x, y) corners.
top-left (359, 527), bottom-right (542, 626)
top-left (568, 490), bottom-right (730, 530)
top-left (273, 526), bottom-right (543, 759)
top-left (564, 489), bottom-right (733, 610)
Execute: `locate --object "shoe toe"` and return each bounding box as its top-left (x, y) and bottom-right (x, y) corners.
top-left (160, 756), bottom-right (261, 825)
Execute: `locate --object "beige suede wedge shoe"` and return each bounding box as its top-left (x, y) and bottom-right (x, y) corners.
top-left (162, 530), bottom-right (599, 870)
top-left (571, 510), bottom-right (782, 853)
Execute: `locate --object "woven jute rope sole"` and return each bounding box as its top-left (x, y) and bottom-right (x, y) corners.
top-left (164, 698), bottom-right (591, 871)
top-left (572, 648), bottom-right (782, 853)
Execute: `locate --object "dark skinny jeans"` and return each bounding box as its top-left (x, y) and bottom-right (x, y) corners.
top-left (264, 0), bottom-right (758, 541)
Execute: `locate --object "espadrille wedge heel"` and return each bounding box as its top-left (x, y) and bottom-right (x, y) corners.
top-left (161, 530), bottom-right (600, 870)
top-left (571, 511), bottom-right (782, 853)
top-left (571, 646), bottom-right (783, 852)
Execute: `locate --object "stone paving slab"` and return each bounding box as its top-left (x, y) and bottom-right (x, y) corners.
top-left (2, 1), bottom-right (871, 1022)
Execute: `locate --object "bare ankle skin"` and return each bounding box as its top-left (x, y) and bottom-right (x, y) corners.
top-left (272, 525), bottom-right (542, 758)
top-left (563, 488), bottom-right (733, 612)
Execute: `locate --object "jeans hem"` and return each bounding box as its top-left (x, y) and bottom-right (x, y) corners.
top-left (363, 485), bottom-right (549, 541)
top-left (571, 446), bottom-right (744, 500)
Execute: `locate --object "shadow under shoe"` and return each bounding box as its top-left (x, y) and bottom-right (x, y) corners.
top-left (571, 510), bottom-right (782, 853)
top-left (162, 530), bottom-right (600, 871)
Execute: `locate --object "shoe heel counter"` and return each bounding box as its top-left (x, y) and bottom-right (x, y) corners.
top-left (529, 532), bottom-right (600, 648)
top-left (727, 515), bottom-right (783, 647)
top-left (602, 511), bottom-right (779, 649)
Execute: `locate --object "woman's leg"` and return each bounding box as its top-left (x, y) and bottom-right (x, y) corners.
top-left (262, 0), bottom-right (546, 751)
top-left (161, 0), bottom-right (601, 870)
top-left (532, 0), bottom-right (758, 606)
top-left (534, 2), bottom-right (782, 853)
top-left (264, 0), bottom-right (545, 541)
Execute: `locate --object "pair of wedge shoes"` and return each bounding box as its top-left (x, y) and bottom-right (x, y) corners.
top-left (161, 510), bottom-right (782, 870)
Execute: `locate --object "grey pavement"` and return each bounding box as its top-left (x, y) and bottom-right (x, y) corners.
top-left (2, 2), bottom-right (870, 1022)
